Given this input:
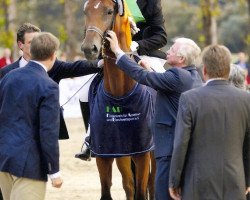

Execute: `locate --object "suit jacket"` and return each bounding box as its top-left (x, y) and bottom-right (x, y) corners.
top-left (133, 0), bottom-right (167, 56)
top-left (169, 80), bottom-right (250, 199)
top-left (0, 61), bottom-right (60, 181)
top-left (117, 55), bottom-right (203, 158)
top-left (0, 57), bottom-right (100, 139)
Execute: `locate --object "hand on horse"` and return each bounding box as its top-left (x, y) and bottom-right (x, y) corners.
top-left (128, 17), bottom-right (140, 35)
top-left (51, 177), bottom-right (63, 188)
top-left (106, 31), bottom-right (123, 57)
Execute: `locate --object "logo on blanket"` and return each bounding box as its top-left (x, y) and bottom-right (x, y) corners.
top-left (106, 105), bottom-right (141, 122)
top-left (106, 106), bottom-right (122, 113)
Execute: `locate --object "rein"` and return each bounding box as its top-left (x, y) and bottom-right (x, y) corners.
top-left (60, 68), bottom-right (102, 108)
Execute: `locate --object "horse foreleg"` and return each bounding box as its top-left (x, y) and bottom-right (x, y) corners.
top-left (116, 156), bottom-right (134, 200)
top-left (132, 152), bottom-right (151, 200)
top-left (148, 151), bottom-right (156, 200)
top-left (96, 157), bottom-right (114, 200)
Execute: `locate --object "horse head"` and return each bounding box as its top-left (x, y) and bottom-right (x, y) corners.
top-left (81, 0), bottom-right (117, 60)
top-left (81, 0), bottom-right (132, 60)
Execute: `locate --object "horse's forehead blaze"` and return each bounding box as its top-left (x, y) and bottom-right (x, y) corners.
top-left (85, 0), bottom-right (114, 11)
top-left (93, 1), bottom-right (101, 9)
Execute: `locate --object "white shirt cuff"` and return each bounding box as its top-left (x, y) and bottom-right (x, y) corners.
top-left (115, 50), bottom-right (125, 63)
top-left (49, 172), bottom-right (61, 179)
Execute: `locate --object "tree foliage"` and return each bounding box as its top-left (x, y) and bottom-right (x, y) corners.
top-left (0, 0), bottom-right (248, 58)
top-left (163, 0), bottom-right (249, 53)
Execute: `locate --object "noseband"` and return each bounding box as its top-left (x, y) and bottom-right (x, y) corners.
top-left (86, 26), bottom-right (105, 39)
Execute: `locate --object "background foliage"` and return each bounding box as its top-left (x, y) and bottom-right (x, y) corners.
top-left (0, 0), bottom-right (249, 60)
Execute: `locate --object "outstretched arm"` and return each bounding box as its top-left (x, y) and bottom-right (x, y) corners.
top-left (48, 59), bottom-right (101, 83)
top-left (106, 30), bottom-right (183, 93)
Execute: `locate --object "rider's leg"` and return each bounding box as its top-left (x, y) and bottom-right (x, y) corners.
top-left (75, 100), bottom-right (91, 161)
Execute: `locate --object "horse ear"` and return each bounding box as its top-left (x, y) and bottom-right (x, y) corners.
top-left (116, 0), bottom-right (124, 16)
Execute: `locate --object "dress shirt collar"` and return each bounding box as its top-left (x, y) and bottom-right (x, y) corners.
top-left (19, 56), bottom-right (28, 68)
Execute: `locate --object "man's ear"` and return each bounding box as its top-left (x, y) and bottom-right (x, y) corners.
top-left (203, 64), bottom-right (208, 80)
top-left (50, 52), bottom-right (57, 61)
top-left (178, 56), bottom-right (185, 65)
top-left (17, 41), bottom-right (24, 50)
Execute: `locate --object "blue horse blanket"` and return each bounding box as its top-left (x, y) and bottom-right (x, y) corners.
top-left (89, 75), bottom-right (156, 157)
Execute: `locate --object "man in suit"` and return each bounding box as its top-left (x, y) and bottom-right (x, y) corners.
top-left (132, 0), bottom-right (167, 58)
top-left (0, 32), bottom-right (63, 200)
top-left (106, 30), bottom-right (203, 200)
top-left (0, 22), bottom-right (101, 140)
top-left (169, 45), bottom-right (250, 200)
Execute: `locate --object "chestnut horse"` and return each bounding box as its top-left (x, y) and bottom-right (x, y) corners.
top-left (81, 0), bottom-right (155, 199)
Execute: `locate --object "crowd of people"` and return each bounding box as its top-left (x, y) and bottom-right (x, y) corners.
top-left (0, 0), bottom-right (249, 200)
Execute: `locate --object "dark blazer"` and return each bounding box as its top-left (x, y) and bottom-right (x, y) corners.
top-left (169, 80), bottom-right (250, 199)
top-left (133, 0), bottom-right (167, 57)
top-left (117, 55), bottom-right (203, 158)
top-left (0, 57), bottom-right (101, 139)
top-left (0, 61), bottom-right (60, 181)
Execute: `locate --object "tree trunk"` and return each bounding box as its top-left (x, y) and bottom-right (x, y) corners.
top-left (200, 0), bottom-right (218, 46)
top-left (247, 0), bottom-right (250, 65)
top-left (8, 0), bottom-right (18, 59)
top-left (210, 0), bottom-right (218, 45)
top-left (64, 0), bottom-right (78, 60)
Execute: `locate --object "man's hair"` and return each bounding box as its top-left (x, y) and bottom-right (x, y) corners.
top-left (202, 45), bottom-right (231, 79)
top-left (17, 23), bottom-right (41, 43)
top-left (229, 64), bottom-right (246, 90)
top-left (30, 32), bottom-right (60, 61)
top-left (174, 38), bottom-right (201, 66)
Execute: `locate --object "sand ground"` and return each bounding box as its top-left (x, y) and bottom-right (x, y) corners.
top-left (45, 118), bottom-right (125, 200)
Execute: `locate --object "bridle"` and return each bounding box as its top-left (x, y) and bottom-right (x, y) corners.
top-left (86, 26), bottom-right (106, 40)
top-left (84, 0), bottom-right (133, 60)
top-left (85, 0), bottom-right (118, 41)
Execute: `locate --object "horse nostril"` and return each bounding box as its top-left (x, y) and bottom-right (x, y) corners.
top-left (81, 44), bottom-right (100, 60)
top-left (92, 45), bottom-right (98, 54)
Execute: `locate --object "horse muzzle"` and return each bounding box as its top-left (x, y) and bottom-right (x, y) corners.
top-left (81, 42), bottom-right (100, 60)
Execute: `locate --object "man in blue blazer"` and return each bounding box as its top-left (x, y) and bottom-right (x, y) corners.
top-left (0, 32), bottom-right (62, 200)
top-left (0, 23), bottom-right (101, 140)
top-left (107, 30), bottom-right (203, 200)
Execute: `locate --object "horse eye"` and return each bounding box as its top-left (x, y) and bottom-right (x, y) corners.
top-left (107, 9), bottom-right (114, 15)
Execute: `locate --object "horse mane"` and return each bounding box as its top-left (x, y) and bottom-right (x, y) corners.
top-left (103, 1), bottom-right (136, 96)
top-left (113, 2), bottom-right (132, 52)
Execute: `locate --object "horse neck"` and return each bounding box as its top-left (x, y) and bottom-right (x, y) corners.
top-left (103, 20), bottom-right (136, 97)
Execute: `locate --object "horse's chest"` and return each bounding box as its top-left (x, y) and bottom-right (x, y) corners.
top-left (89, 81), bottom-right (155, 156)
